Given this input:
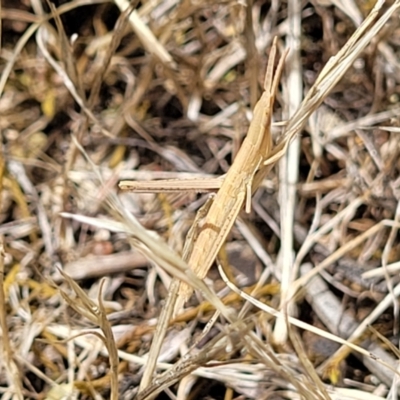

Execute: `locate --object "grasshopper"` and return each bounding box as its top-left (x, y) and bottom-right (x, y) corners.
top-left (120, 39), bottom-right (286, 310)
top-left (121, 38), bottom-right (286, 391)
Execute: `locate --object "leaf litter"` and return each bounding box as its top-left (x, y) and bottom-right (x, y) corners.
top-left (1, 0), bottom-right (400, 399)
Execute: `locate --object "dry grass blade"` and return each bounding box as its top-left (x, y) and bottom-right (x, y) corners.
top-left (58, 271), bottom-right (119, 400)
top-left (60, 210), bottom-right (235, 322)
top-left (114, 0), bottom-right (176, 68)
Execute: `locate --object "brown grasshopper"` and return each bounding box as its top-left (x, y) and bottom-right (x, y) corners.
top-left (120, 39), bottom-right (286, 310)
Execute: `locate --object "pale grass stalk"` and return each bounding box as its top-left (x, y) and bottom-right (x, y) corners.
top-left (362, 261), bottom-right (400, 279)
top-left (274, 0), bottom-right (303, 346)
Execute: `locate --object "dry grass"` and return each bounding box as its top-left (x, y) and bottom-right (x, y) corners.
top-left (1, 0), bottom-right (400, 399)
